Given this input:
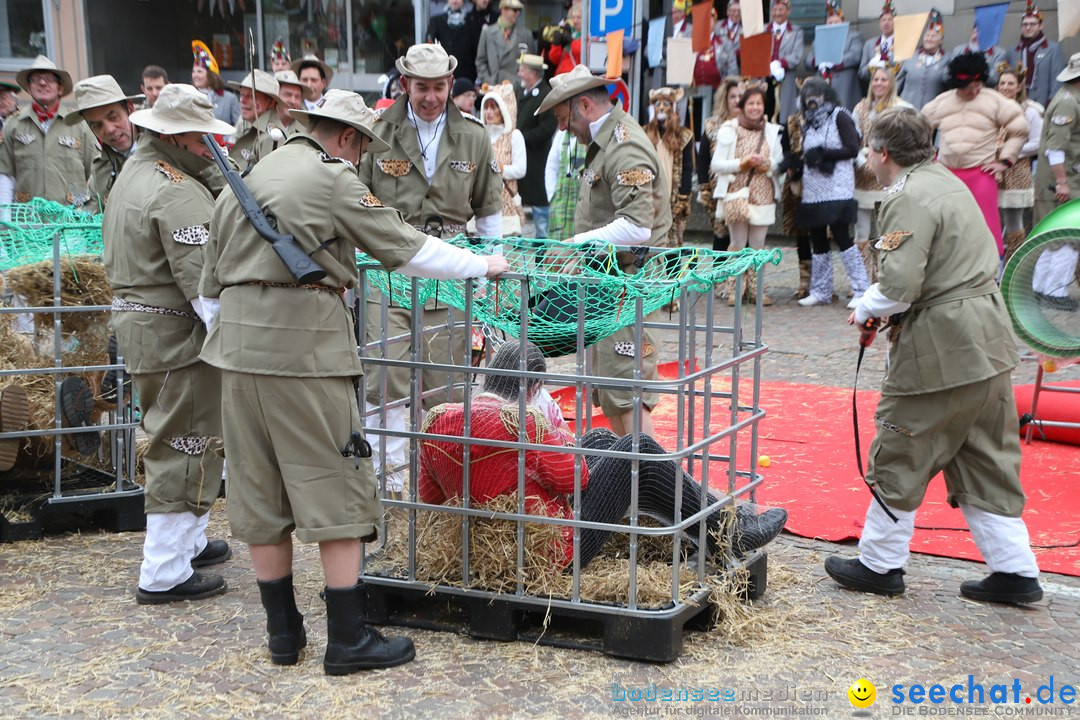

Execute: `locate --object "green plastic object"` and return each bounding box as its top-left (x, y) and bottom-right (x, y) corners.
top-left (359, 236), bottom-right (782, 357)
top-left (1000, 199), bottom-right (1080, 358)
top-left (0, 199), bottom-right (103, 272)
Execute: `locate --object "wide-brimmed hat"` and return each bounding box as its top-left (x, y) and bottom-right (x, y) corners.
top-left (16, 55), bottom-right (73, 96)
top-left (291, 55), bottom-right (334, 85)
top-left (274, 70), bottom-right (314, 100)
top-left (535, 64), bottom-right (608, 115)
top-left (517, 53), bottom-right (548, 71)
top-left (395, 44), bottom-right (458, 80)
top-left (500, 0), bottom-right (524, 9)
top-left (1059, 53), bottom-right (1080, 83)
top-left (64, 75), bottom-right (145, 125)
top-left (227, 69), bottom-right (281, 103)
top-left (129, 83), bottom-right (235, 136)
top-left (289, 89), bottom-right (390, 154)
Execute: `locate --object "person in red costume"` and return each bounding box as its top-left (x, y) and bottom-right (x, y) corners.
top-left (419, 341), bottom-right (788, 568)
top-left (544, 2), bottom-right (582, 77)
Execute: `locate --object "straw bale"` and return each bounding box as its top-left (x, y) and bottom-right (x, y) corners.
top-left (3, 256), bottom-right (112, 341)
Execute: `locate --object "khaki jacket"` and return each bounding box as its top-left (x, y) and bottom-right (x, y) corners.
top-left (876, 160), bottom-right (1018, 396)
top-left (1034, 84), bottom-right (1080, 202)
top-left (575, 105), bottom-right (672, 262)
top-left (87, 139), bottom-right (134, 213)
top-left (358, 96), bottom-right (502, 229)
top-left (0, 106), bottom-right (98, 204)
top-left (102, 136), bottom-right (219, 374)
top-left (231, 110), bottom-right (283, 172)
top-left (200, 135), bottom-right (427, 378)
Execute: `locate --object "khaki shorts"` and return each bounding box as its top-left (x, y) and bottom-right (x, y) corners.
top-left (135, 362), bottom-right (223, 515)
top-left (222, 371), bottom-right (381, 545)
top-left (591, 323), bottom-right (660, 420)
top-left (867, 371), bottom-right (1025, 517)
top-left (363, 293), bottom-right (467, 410)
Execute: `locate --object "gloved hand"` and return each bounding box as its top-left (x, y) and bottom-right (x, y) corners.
top-left (770, 60), bottom-right (785, 82)
top-left (803, 147), bottom-right (824, 168)
top-left (856, 146), bottom-right (870, 169)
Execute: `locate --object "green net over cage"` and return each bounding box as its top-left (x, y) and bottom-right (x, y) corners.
top-left (0, 199), bottom-right (103, 272)
top-left (359, 236), bottom-right (781, 357)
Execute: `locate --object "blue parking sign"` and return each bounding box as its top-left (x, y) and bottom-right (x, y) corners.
top-left (591, 0), bottom-right (633, 36)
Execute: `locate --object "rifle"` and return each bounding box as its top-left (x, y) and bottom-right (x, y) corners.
top-left (202, 134), bottom-right (327, 284)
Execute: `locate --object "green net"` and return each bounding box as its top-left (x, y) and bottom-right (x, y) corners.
top-left (359, 236), bottom-right (782, 357)
top-left (0, 199), bottom-right (103, 273)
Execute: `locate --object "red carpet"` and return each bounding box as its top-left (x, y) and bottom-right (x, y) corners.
top-left (553, 365), bottom-right (1080, 577)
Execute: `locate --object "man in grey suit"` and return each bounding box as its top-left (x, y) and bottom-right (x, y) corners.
top-left (1009, 1), bottom-right (1064, 109)
top-left (475, 0), bottom-right (535, 86)
top-left (765, 0), bottom-right (804, 125)
top-left (859, 0), bottom-right (895, 84)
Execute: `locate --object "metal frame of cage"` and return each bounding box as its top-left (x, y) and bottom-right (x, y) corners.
top-left (354, 259), bottom-right (770, 621)
top-left (0, 230), bottom-right (141, 525)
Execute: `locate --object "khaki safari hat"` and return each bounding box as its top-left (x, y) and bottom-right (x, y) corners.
top-left (291, 55), bottom-right (334, 85)
top-left (64, 75), bottom-right (145, 125)
top-left (395, 44), bottom-right (458, 80)
top-left (535, 64), bottom-right (608, 115)
top-left (501, 0), bottom-right (524, 9)
top-left (517, 52), bottom-right (548, 71)
top-left (16, 55), bottom-right (73, 96)
top-left (289, 89), bottom-right (391, 154)
top-left (1058, 52), bottom-right (1080, 83)
top-left (129, 83), bottom-right (236, 136)
top-left (227, 68), bottom-right (282, 103)
top-left (274, 70), bottom-right (314, 100)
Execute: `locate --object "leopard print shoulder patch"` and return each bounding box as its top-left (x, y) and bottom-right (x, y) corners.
top-left (359, 193), bottom-right (383, 208)
top-left (173, 225), bottom-right (209, 246)
top-left (875, 231), bottom-right (913, 252)
top-left (616, 168), bottom-right (655, 187)
top-left (613, 123), bottom-right (630, 143)
top-left (449, 160), bottom-right (477, 173)
top-left (155, 161), bottom-right (185, 184)
top-left (319, 151), bottom-right (355, 169)
top-left (376, 158), bottom-right (411, 177)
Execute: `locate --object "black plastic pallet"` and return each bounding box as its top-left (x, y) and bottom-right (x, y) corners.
top-left (0, 464), bottom-right (145, 542)
top-left (361, 551), bottom-right (767, 663)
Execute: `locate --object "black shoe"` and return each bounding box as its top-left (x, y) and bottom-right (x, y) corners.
top-left (258, 575), bottom-right (307, 666)
top-left (136, 571), bottom-right (227, 605)
top-left (732, 507), bottom-right (788, 555)
top-left (60, 376), bottom-right (100, 456)
top-left (824, 556), bottom-right (905, 596)
top-left (960, 572), bottom-right (1042, 604)
top-left (323, 584), bottom-right (415, 675)
top-left (191, 539), bottom-right (232, 567)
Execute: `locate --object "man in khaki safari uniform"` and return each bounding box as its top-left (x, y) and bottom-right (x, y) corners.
top-left (199, 90), bottom-right (506, 675)
top-left (64, 75), bottom-right (144, 212)
top-left (102, 84), bottom-right (235, 605)
top-left (358, 44), bottom-right (502, 490)
top-left (825, 107), bottom-right (1041, 605)
top-left (228, 69), bottom-right (283, 172)
top-left (0, 56), bottom-right (98, 206)
top-left (272, 70), bottom-right (311, 142)
top-left (536, 64), bottom-right (672, 437)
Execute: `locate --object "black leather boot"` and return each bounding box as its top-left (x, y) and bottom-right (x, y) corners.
top-left (323, 584), bottom-right (415, 675)
top-left (257, 575), bottom-right (307, 666)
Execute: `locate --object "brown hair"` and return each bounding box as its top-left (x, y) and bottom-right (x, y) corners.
top-left (141, 65), bottom-right (168, 82)
top-left (738, 86), bottom-right (766, 111)
top-left (868, 107), bottom-right (934, 166)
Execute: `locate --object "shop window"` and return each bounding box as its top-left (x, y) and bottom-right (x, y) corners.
top-left (0, 0), bottom-right (46, 65)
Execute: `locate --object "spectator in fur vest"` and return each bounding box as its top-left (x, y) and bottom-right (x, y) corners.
top-left (645, 87), bottom-right (693, 248)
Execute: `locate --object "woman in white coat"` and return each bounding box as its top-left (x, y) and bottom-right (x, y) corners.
top-left (711, 86), bottom-right (784, 305)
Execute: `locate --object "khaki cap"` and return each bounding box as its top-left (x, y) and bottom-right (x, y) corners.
top-left (291, 55), bottom-right (334, 85)
top-left (274, 70), bottom-right (314, 100)
top-left (500, 0), bottom-right (524, 8)
top-left (1058, 52), bottom-right (1080, 83)
top-left (129, 83), bottom-right (236, 136)
top-left (288, 89), bottom-right (391, 154)
top-left (16, 55), bottom-right (73, 96)
top-left (64, 75), bottom-right (145, 125)
top-left (227, 68), bottom-right (281, 103)
top-left (395, 44), bottom-right (458, 80)
top-left (517, 52), bottom-right (548, 71)
top-left (535, 64), bottom-right (608, 115)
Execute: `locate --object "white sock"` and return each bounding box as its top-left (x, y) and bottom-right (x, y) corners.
top-left (961, 504), bottom-right (1040, 578)
top-left (139, 512), bottom-right (198, 591)
top-left (858, 500), bottom-right (916, 574)
top-left (192, 511), bottom-right (210, 557)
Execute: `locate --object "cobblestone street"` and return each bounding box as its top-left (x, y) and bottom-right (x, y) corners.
top-left (2, 241), bottom-right (1078, 719)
